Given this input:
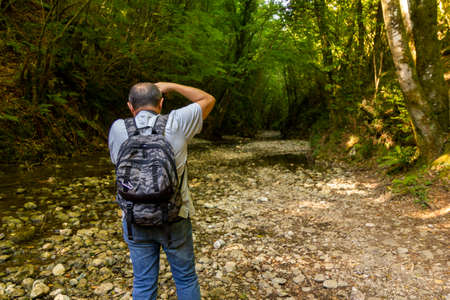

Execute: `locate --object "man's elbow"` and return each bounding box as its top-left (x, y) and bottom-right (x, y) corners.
top-left (209, 95), bottom-right (216, 107)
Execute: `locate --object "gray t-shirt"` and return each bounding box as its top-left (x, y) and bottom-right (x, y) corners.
top-left (108, 103), bottom-right (203, 218)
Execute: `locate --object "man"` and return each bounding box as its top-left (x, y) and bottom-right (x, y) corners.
top-left (108, 82), bottom-right (215, 300)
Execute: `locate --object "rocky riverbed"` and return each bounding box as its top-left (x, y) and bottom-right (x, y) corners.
top-left (0, 136), bottom-right (449, 299)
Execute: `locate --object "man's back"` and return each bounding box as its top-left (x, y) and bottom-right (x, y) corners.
top-left (107, 82), bottom-right (215, 300)
top-left (109, 102), bottom-right (203, 218)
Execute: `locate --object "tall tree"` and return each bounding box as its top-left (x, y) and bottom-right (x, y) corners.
top-left (381, 0), bottom-right (448, 161)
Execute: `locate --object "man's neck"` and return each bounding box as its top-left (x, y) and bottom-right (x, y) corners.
top-left (133, 106), bottom-right (160, 116)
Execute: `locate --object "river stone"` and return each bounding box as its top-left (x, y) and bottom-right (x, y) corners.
top-left (54, 294), bottom-right (70, 300)
top-left (50, 289), bottom-right (64, 297)
top-left (224, 261), bottom-right (236, 273)
top-left (59, 229), bottom-right (72, 236)
top-left (293, 274), bottom-right (305, 284)
top-left (0, 254), bottom-right (10, 263)
top-left (24, 202), bottom-right (37, 210)
top-left (323, 279), bottom-right (338, 289)
top-left (16, 188), bottom-right (26, 194)
top-left (52, 264), bottom-right (65, 276)
top-left (7, 286), bottom-right (25, 297)
top-left (94, 282), bottom-right (113, 295)
top-left (420, 250), bottom-right (434, 260)
top-left (213, 239), bottom-right (225, 249)
top-left (350, 287), bottom-right (365, 300)
top-left (21, 278), bottom-right (34, 290)
top-left (30, 214), bottom-right (45, 224)
top-left (272, 277), bottom-right (287, 285)
top-left (314, 274), bottom-right (326, 282)
top-left (92, 258), bottom-right (105, 267)
top-left (30, 280), bottom-right (50, 298)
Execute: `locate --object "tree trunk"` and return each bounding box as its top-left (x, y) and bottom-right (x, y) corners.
top-left (381, 0), bottom-right (448, 161)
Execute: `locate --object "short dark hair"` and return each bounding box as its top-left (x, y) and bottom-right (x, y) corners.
top-left (128, 82), bottom-right (162, 109)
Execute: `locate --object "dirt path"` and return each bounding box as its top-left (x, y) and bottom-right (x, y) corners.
top-left (0, 136), bottom-right (448, 300)
top-left (186, 137), bottom-right (449, 300)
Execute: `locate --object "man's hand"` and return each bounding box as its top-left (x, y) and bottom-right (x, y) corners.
top-left (154, 82), bottom-right (215, 120)
top-left (154, 82), bottom-right (173, 94)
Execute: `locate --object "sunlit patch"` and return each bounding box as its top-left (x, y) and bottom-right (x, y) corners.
top-left (408, 205), bottom-right (450, 220)
top-left (346, 135), bottom-right (359, 149)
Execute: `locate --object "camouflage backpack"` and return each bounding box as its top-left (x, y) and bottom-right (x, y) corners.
top-left (115, 113), bottom-right (183, 240)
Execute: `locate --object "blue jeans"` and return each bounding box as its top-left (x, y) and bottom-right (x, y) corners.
top-left (122, 218), bottom-right (201, 300)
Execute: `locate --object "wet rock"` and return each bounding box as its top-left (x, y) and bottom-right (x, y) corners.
top-left (5, 284), bottom-right (25, 297)
top-left (50, 289), bottom-right (64, 297)
top-left (11, 226), bottom-right (36, 243)
top-left (16, 188), bottom-right (26, 194)
top-left (69, 279), bottom-right (78, 286)
top-left (323, 279), bottom-right (338, 289)
top-left (30, 214), bottom-right (45, 224)
top-left (94, 282), bottom-right (113, 295)
top-left (0, 254), bottom-right (11, 263)
top-left (24, 202), bottom-right (38, 209)
top-left (52, 264), bottom-right (65, 276)
top-left (59, 229), bottom-right (72, 236)
top-left (30, 280), bottom-right (50, 298)
top-left (92, 258), bottom-right (105, 267)
top-left (21, 278), bottom-right (34, 290)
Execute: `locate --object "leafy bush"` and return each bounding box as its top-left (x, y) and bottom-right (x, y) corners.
top-left (391, 174), bottom-right (431, 207)
top-left (378, 145), bottom-right (418, 173)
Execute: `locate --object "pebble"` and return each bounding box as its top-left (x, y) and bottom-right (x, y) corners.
top-left (50, 288), bottom-right (64, 297)
top-left (420, 250), bottom-right (434, 260)
top-left (54, 294), bottom-right (70, 300)
top-left (16, 188), bottom-right (26, 194)
top-left (5, 285), bottom-right (25, 297)
top-left (52, 264), bottom-right (66, 276)
top-left (293, 274), bottom-right (305, 284)
top-left (257, 196), bottom-right (269, 202)
top-left (59, 229), bottom-right (72, 236)
top-left (397, 247), bottom-right (408, 255)
top-left (224, 261), bottom-right (236, 273)
top-left (323, 279), bottom-right (338, 289)
top-left (21, 277), bottom-right (34, 290)
top-left (30, 280), bottom-right (50, 298)
top-left (94, 282), bottom-right (113, 295)
top-left (24, 202), bottom-right (37, 209)
top-left (350, 287), bottom-right (365, 300)
top-left (213, 239), bottom-right (225, 249)
top-left (314, 274), bottom-right (326, 282)
top-left (272, 277), bottom-right (287, 285)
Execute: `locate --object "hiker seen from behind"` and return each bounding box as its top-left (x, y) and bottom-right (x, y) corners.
top-left (108, 82), bottom-right (215, 300)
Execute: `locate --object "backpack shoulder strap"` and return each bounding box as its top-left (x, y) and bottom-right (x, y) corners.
top-left (153, 114), bottom-right (169, 135)
top-left (124, 118), bottom-right (138, 137)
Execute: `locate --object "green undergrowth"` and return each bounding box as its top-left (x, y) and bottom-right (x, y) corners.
top-left (309, 119), bottom-right (447, 209)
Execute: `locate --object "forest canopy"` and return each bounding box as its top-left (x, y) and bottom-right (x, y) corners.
top-left (0, 0), bottom-right (448, 163)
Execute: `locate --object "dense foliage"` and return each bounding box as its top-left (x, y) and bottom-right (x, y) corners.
top-left (0, 0), bottom-right (448, 163)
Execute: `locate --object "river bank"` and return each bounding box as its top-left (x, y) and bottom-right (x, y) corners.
top-left (0, 136), bottom-right (448, 299)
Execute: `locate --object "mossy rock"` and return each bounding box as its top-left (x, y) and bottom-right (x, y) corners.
top-left (432, 153), bottom-right (450, 180)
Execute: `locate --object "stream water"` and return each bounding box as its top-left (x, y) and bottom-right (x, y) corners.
top-left (0, 154), bottom-right (115, 269)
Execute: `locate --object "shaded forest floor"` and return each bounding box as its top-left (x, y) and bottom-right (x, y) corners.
top-left (0, 134), bottom-right (449, 299)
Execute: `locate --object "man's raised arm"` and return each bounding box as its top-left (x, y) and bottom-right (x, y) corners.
top-left (155, 82), bottom-right (215, 120)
